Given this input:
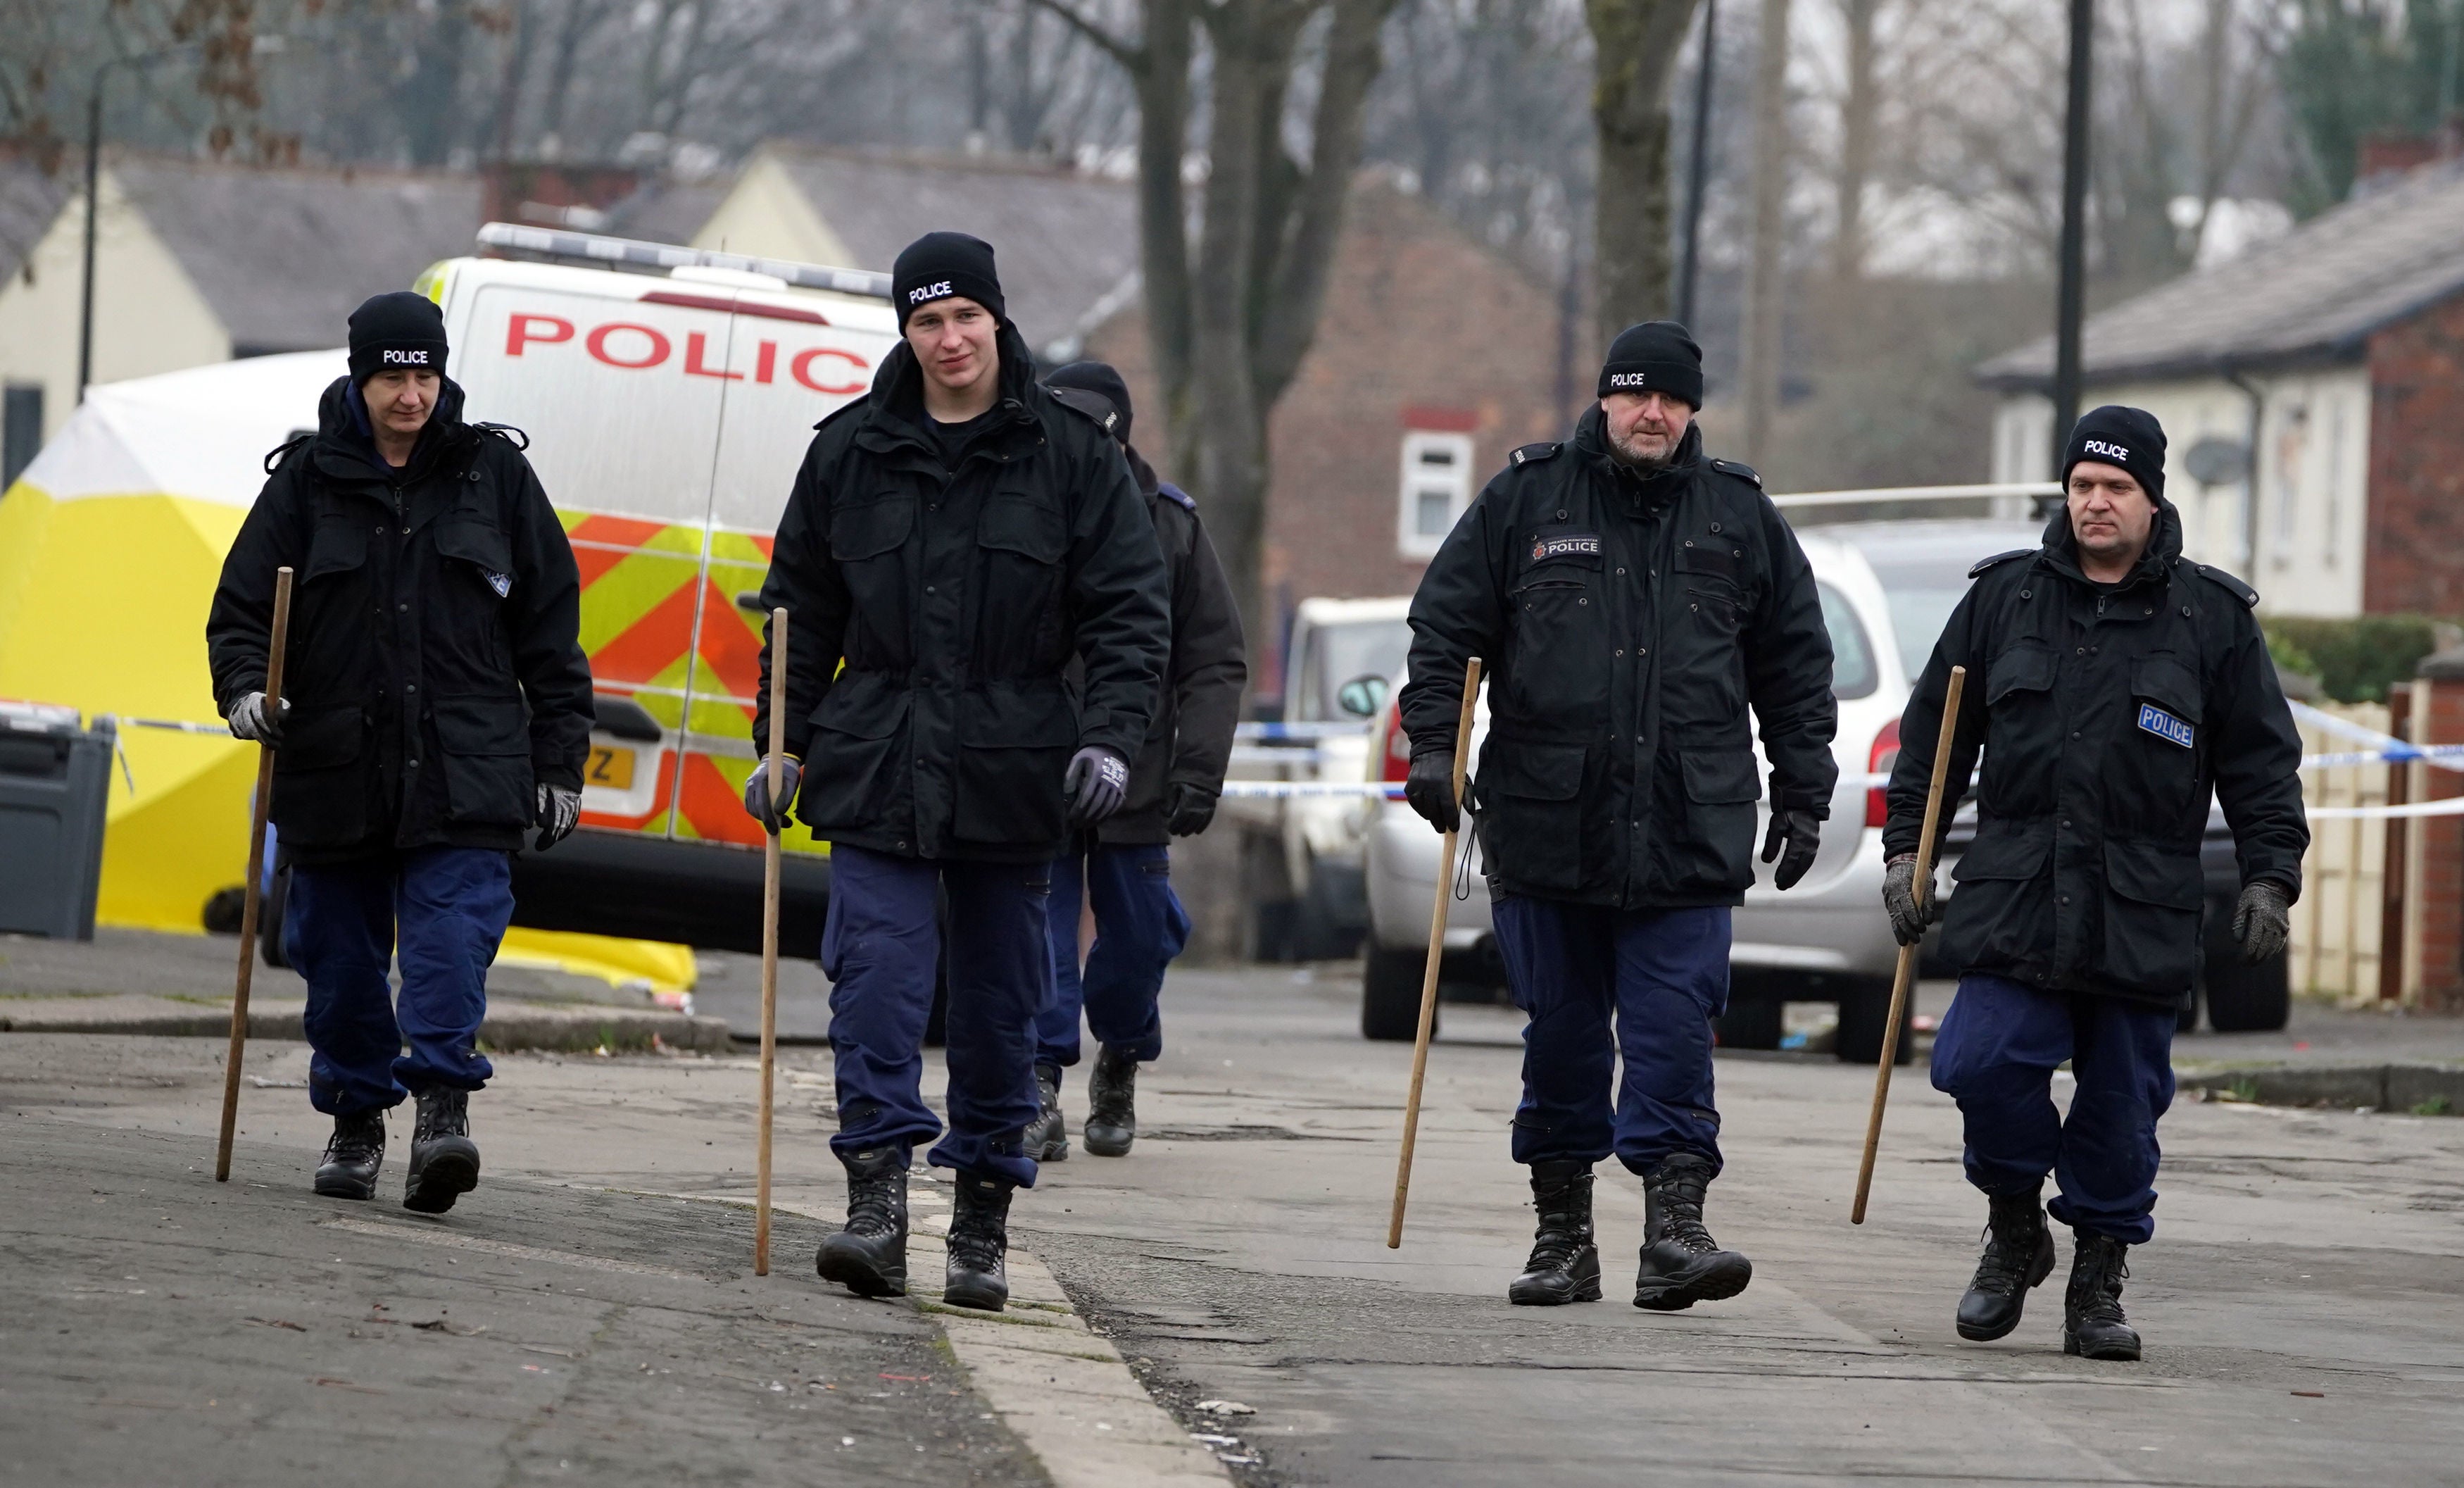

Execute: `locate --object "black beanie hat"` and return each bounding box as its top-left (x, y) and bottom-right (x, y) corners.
top-left (1044, 361), bottom-right (1133, 446)
top-left (348, 291), bottom-right (449, 382)
top-left (2061, 404), bottom-right (2167, 504)
top-left (892, 231), bottom-right (1006, 332)
top-left (1597, 320), bottom-right (1704, 408)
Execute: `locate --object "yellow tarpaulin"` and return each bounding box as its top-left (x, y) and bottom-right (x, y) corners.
top-left (0, 351), bottom-right (693, 995)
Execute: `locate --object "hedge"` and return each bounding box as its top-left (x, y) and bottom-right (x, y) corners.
top-left (2262, 615), bottom-right (2449, 704)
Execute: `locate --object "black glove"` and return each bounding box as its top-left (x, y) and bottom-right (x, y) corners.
top-left (1759, 807), bottom-right (1821, 891)
top-left (743, 754), bottom-right (802, 833)
top-left (1403, 749), bottom-right (1460, 834)
top-left (1165, 782), bottom-right (1218, 837)
top-left (2233, 880), bottom-right (2291, 964)
top-left (534, 782), bottom-right (581, 851)
top-left (1882, 853), bottom-right (1931, 946)
top-left (226, 691), bottom-right (288, 746)
top-left (1064, 746), bottom-right (1130, 827)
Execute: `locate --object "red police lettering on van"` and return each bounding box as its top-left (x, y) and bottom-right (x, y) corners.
top-left (684, 331), bottom-right (742, 381)
top-left (793, 348), bottom-right (865, 396)
top-left (587, 323), bottom-right (671, 369)
top-left (506, 314), bottom-right (574, 356)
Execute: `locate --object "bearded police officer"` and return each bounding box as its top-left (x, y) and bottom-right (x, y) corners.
top-left (1024, 361), bottom-right (1245, 1162)
top-left (1401, 322), bottom-right (1838, 1311)
top-left (208, 291), bottom-right (592, 1213)
top-left (1884, 406), bottom-right (2306, 1360)
top-left (747, 233), bottom-right (1169, 1312)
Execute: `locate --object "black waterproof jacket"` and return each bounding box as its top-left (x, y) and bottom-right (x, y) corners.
top-left (1885, 500), bottom-right (2308, 1008)
top-left (1088, 446), bottom-right (1246, 846)
top-left (206, 377), bottom-right (593, 866)
top-left (1400, 413), bottom-right (1839, 909)
top-left (752, 326), bottom-right (1171, 864)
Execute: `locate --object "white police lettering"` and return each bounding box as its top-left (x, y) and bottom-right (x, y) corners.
top-left (1607, 372), bottom-right (1649, 389)
top-left (2136, 703), bottom-right (2194, 749)
top-left (2083, 439), bottom-right (2130, 462)
top-left (382, 349), bottom-right (430, 365)
top-left (1530, 533), bottom-right (1602, 562)
top-left (907, 281), bottom-right (954, 306)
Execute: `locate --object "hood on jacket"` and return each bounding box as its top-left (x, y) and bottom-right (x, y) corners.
top-left (861, 320), bottom-right (1042, 438)
top-left (1571, 403), bottom-right (1704, 512)
top-left (316, 373), bottom-right (467, 474)
top-left (2038, 474), bottom-right (2183, 587)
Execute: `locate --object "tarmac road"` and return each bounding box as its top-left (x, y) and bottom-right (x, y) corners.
top-left (7, 957), bottom-right (2464, 1487)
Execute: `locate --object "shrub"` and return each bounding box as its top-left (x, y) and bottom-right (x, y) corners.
top-left (2263, 615), bottom-right (2448, 704)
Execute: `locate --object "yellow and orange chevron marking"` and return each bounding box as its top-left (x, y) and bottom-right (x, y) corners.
top-left (562, 510), bottom-right (824, 856)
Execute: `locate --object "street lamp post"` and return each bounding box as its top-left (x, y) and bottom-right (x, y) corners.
top-left (77, 45), bottom-right (195, 404)
top-left (1676, 0), bottom-right (1717, 330)
top-left (2049, 0), bottom-right (2094, 475)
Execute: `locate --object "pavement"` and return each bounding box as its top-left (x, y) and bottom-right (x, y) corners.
top-left (6, 948), bottom-right (2464, 1485)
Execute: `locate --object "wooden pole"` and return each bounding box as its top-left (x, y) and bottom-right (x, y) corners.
top-left (1852, 663), bottom-right (1966, 1224)
top-left (1388, 656), bottom-right (1482, 1249)
top-left (755, 608), bottom-right (788, 1275)
top-left (215, 565), bottom-right (294, 1183)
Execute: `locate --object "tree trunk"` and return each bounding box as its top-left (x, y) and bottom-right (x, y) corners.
top-left (1831, 0), bottom-right (1879, 284)
top-left (1586, 0), bottom-right (1702, 345)
top-left (1739, 0), bottom-right (1792, 465)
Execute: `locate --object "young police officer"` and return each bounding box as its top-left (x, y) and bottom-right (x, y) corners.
top-left (746, 234), bottom-right (1169, 1312)
top-left (1025, 361), bottom-right (1245, 1161)
top-left (1401, 322), bottom-right (1838, 1311)
top-left (1884, 406), bottom-right (2306, 1360)
top-left (208, 290), bottom-right (591, 1213)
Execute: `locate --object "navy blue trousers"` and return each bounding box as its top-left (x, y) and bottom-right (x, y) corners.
top-left (1491, 895), bottom-right (1730, 1176)
top-left (1036, 842), bottom-right (1190, 1070)
top-left (1930, 973), bottom-right (2177, 1244)
top-left (821, 844), bottom-right (1049, 1188)
top-left (284, 846), bottom-right (511, 1116)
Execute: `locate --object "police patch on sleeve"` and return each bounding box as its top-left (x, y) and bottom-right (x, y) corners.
top-left (2136, 702), bottom-right (2194, 749)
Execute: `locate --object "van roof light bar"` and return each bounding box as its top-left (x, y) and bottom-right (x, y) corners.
top-left (476, 222), bottom-right (893, 301)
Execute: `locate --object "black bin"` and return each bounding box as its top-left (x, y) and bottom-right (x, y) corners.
top-left (0, 703), bottom-right (113, 939)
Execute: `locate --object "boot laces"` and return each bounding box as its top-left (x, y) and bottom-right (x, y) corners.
top-left (1525, 1180), bottom-right (1592, 1271)
top-left (948, 1186), bottom-right (1009, 1272)
top-left (1653, 1172), bottom-right (1721, 1256)
top-left (1089, 1051), bottom-right (1136, 1125)
top-left (327, 1112), bottom-right (383, 1163)
top-left (2070, 1240), bottom-right (2131, 1324)
top-left (415, 1089), bottom-right (468, 1143)
top-left (846, 1170), bottom-right (904, 1239)
top-left (1969, 1200), bottom-right (2043, 1297)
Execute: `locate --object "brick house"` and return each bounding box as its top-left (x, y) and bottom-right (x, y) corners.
top-left (1975, 158), bottom-right (2464, 619)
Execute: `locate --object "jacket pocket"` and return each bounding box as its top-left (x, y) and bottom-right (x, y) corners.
top-left (1940, 820), bottom-right (2055, 977)
top-left (1504, 577), bottom-right (1611, 725)
top-left (268, 704), bottom-right (369, 848)
top-left (1980, 642), bottom-right (2060, 815)
top-left (2101, 838), bottom-right (2204, 995)
top-left (434, 518), bottom-right (515, 594)
top-left (304, 513), bottom-right (368, 582)
top-left (976, 494), bottom-right (1069, 676)
top-left (1476, 739), bottom-right (1588, 896)
top-left (2116, 654), bottom-right (2206, 826)
top-left (432, 692), bottom-right (535, 828)
top-left (953, 684), bottom-right (1077, 846)
top-left (799, 677), bottom-right (911, 837)
top-left (1673, 748), bottom-right (1759, 894)
top-left (831, 496), bottom-right (915, 560)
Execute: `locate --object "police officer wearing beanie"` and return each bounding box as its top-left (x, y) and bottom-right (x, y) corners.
top-left (1024, 361), bottom-right (1245, 1163)
top-left (746, 233), bottom-right (1170, 1312)
top-left (1883, 405), bottom-right (2306, 1360)
top-left (207, 290), bottom-right (592, 1213)
top-left (1400, 321), bottom-right (1838, 1311)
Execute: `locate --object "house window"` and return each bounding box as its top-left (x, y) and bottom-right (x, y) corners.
top-left (1, 384), bottom-right (41, 489)
top-left (1397, 430), bottom-right (1474, 559)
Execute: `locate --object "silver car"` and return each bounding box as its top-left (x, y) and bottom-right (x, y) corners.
top-left (1359, 518), bottom-right (2042, 1061)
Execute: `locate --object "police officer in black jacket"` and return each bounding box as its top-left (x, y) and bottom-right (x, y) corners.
top-left (1025, 361), bottom-right (1246, 1163)
top-left (1400, 322), bottom-right (1838, 1311)
top-left (746, 234), bottom-right (1170, 1313)
top-left (1884, 406), bottom-right (2306, 1361)
top-left (206, 291), bottom-right (592, 1214)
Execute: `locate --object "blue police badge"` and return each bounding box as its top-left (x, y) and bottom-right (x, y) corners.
top-left (2135, 702), bottom-right (2194, 749)
top-left (485, 571), bottom-right (513, 598)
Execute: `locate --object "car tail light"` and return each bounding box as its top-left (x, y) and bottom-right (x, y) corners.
top-left (1380, 701), bottom-right (1412, 784)
top-left (1866, 716), bottom-right (1900, 828)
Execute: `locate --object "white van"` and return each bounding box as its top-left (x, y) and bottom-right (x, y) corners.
top-left (413, 225), bottom-right (904, 952)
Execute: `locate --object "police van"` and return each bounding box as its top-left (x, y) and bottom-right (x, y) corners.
top-left (417, 225), bottom-right (903, 954)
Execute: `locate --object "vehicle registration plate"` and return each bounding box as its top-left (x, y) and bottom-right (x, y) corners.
top-left (586, 744), bottom-right (636, 790)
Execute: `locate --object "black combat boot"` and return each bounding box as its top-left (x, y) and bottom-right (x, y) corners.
top-left (815, 1146), bottom-right (910, 1298)
top-left (1082, 1044), bottom-right (1137, 1158)
top-left (1507, 1159), bottom-right (1602, 1306)
top-left (943, 1170), bottom-right (1014, 1312)
top-left (2063, 1232), bottom-right (2142, 1361)
top-left (1025, 1063), bottom-right (1070, 1163)
top-left (1632, 1153), bottom-right (1754, 1311)
top-left (313, 1109), bottom-right (386, 1201)
top-left (1956, 1187), bottom-right (2056, 1341)
top-left (403, 1087), bottom-right (482, 1215)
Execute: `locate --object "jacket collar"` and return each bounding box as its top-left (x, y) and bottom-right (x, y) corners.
top-left (2036, 487), bottom-right (2184, 592)
top-left (1572, 404), bottom-right (1704, 514)
top-left (312, 374), bottom-right (467, 484)
top-left (853, 322), bottom-right (1045, 468)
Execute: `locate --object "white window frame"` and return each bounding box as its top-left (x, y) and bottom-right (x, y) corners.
top-left (1397, 430), bottom-right (1475, 559)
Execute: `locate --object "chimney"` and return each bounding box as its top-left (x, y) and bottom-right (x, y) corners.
top-left (481, 161), bottom-right (646, 230)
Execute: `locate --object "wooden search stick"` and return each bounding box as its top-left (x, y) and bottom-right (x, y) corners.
top-left (216, 565), bottom-right (294, 1183)
top-left (1852, 663), bottom-right (1966, 1225)
top-left (1388, 655), bottom-right (1482, 1249)
top-left (755, 608), bottom-right (788, 1275)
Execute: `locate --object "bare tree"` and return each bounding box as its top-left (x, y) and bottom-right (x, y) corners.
top-left (1737, 0), bottom-right (1788, 464)
top-left (1028, 0), bottom-right (1404, 641)
top-left (1585, 0), bottom-right (1701, 342)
